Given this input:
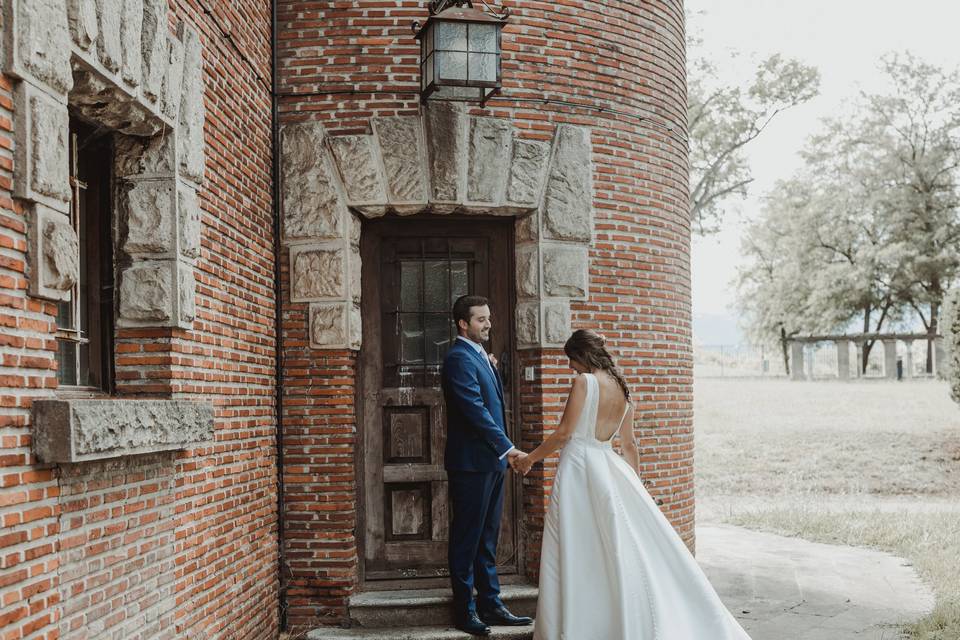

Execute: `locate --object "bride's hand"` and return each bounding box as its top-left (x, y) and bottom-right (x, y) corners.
top-left (515, 454), bottom-right (533, 476)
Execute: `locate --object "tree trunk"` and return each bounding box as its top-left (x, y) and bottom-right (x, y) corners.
top-left (863, 339), bottom-right (874, 373)
top-left (862, 305), bottom-right (872, 374)
top-left (927, 300), bottom-right (940, 374)
top-left (780, 326), bottom-right (790, 376)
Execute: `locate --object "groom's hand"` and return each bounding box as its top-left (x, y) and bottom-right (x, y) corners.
top-left (488, 352), bottom-right (498, 368)
top-left (507, 449), bottom-right (528, 474)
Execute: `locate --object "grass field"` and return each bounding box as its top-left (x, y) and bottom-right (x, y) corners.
top-left (695, 378), bottom-right (960, 640)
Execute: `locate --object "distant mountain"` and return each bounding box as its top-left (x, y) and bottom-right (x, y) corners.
top-left (692, 313), bottom-right (744, 346)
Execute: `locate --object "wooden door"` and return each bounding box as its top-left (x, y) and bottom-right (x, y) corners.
top-left (359, 218), bottom-right (517, 583)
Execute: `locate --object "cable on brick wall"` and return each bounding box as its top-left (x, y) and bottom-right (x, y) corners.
top-left (198, 1), bottom-right (273, 94)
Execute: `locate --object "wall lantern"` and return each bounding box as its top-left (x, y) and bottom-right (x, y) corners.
top-left (412, 0), bottom-right (509, 107)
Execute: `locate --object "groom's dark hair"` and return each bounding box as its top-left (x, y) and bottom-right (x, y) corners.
top-left (452, 295), bottom-right (489, 329)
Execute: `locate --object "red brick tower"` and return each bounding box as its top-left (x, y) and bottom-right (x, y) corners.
top-left (277, 0), bottom-right (690, 631)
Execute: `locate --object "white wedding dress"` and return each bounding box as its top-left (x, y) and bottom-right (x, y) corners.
top-left (534, 373), bottom-right (752, 640)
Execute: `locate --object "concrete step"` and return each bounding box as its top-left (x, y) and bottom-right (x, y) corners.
top-left (306, 624), bottom-right (534, 640)
top-left (347, 584), bottom-right (538, 628)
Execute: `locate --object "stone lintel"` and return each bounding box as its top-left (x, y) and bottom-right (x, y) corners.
top-left (32, 398), bottom-right (214, 463)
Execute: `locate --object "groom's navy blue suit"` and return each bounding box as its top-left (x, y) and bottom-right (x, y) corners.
top-left (442, 336), bottom-right (514, 619)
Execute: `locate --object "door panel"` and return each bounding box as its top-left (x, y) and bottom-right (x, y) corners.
top-left (360, 218), bottom-right (516, 582)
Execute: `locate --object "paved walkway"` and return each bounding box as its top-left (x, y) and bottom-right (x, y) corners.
top-left (698, 525), bottom-right (935, 640)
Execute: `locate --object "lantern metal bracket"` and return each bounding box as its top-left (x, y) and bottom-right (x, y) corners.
top-left (428, 0), bottom-right (510, 19)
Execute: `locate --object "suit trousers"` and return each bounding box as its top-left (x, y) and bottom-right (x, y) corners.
top-left (447, 469), bottom-right (506, 617)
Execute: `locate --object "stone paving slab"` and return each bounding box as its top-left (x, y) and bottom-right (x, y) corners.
top-left (698, 524), bottom-right (935, 639)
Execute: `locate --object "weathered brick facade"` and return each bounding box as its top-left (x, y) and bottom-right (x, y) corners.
top-left (1, 1), bottom-right (278, 638)
top-left (1, 1), bottom-right (689, 638)
top-left (276, 0), bottom-right (690, 632)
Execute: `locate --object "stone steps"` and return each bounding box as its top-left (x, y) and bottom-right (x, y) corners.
top-left (306, 624), bottom-right (534, 640)
top-left (307, 584), bottom-right (538, 639)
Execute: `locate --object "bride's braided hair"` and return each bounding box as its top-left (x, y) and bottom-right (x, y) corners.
top-left (563, 329), bottom-right (631, 401)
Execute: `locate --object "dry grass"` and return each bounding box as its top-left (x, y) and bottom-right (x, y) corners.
top-left (695, 378), bottom-right (960, 640)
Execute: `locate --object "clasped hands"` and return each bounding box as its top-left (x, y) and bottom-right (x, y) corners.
top-left (507, 449), bottom-right (533, 475)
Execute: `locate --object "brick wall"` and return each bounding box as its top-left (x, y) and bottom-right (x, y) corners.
top-left (277, 0), bottom-right (690, 630)
top-left (0, 1), bottom-right (279, 638)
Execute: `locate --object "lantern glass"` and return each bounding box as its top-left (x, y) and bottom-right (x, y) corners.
top-left (469, 52), bottom-right (496, 82)
top-left (436, 21), bottom-right (467, 52)
top-left (437, 51), bottom-right (468, 82)
top-left (469, 23), bottom-right (497, 53)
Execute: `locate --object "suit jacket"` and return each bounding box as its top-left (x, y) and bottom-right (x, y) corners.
top-left (441, 338), bottom-right (513, 472)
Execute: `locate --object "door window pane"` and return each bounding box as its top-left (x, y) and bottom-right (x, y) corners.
top-left (400, 261), bottom-right (422, 311)
top-left (450, 261), bottom-right (468, 304)
top-left (425, 314), bottom-right (453, 364)
top-left (424, 260), bottom-right (449, 311)
top-left (399, 313), bottom-right (424, 364)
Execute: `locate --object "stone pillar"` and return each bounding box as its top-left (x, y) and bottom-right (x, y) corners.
top-left (883, 339), bottom-right (898, 379)
top-left (836, 339), bottom-right (850, 380)
top-left (934, 336), bottom-right (946, 378)
top-left (855, 341), bottom-right (864, 377)
top-left (790, 341), bottom-right (805, 381)
top-left (902, 339), bottom-right (914, 379)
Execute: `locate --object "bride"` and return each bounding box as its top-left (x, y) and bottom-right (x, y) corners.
top-left (512, 329), bottom-right (752, 640)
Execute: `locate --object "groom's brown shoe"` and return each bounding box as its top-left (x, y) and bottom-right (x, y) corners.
top-left (479, 605), bottom-right (533, 626)
top-left (455, 612), bottom-right (491, 636)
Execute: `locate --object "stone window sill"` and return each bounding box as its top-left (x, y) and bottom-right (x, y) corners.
top-left (32, 398), bottom-right (214, 464)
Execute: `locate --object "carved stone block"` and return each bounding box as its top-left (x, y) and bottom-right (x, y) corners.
top-left (13, 83), bottom-right (70, 208)
top-left (467, 116), bottom-right (511, 204)
top-left (95, 0), bottom-right (122, 73)
top-left (2, 0), bottom-right (73, 95)
top-left (178, 183), bottom-right (202, 260)
top-left (67, 0), bottom-right (98, 52)
top-left (425, 102), bottom-right (467, 206)
top-left (543, 244), bottom-right (588, 298)
top-left (120, 0), bottom-right (143, 88)
top-left (515, 211), bottom-right (539, 243)
top-left (349, 247), bottom-right (362, 304)
top-left (281, 123), bottom-right (346, 241)
top-left (373, 116), bottom-right (428, 211)
top-left (178, 262), bottom-right (195, 324)
top-left (114, 131), bottom-right (176, 179)
top-left (542, 125), bottom-right (593, 242)
top-left (507, 138), bottom-right (550, 210)
top-left (515, 244), bottom-right (539, 300)
top-left (178, 23), bottom-right (205, 183)
top-left (140, 0), bottom-right (167, 103)
top-left (350, 303), bottom-right (362, 350)
top-left (328, 135), bottom-right (387, 205)
top-left (543, 299), bottom-right (572, 346)
top-left (28, 204), bottom-right (79, 301)
top-left (31, 399), bottom-right (215, 463)
top-left (289, 243), bottom-right (346, 302)
top-left (162, 34), bottom-right (185, 122)
top-left (309, 302), bottom-right (348, 349)
top-left (119, 261), bottom-right (174, 323)
top-left (516, 302), bottom-right (540, 349)
top-left (121, 178), bottom-right (176, 256)
top-left (117, 259), bottom-right (195, 328)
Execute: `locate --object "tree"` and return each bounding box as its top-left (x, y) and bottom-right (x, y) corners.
top-left (737, 53), bottom-right (960, 373)
top-left (860, 53), bottom-right (960, 371)
top-left (687, 29), bottom-right (820, 235)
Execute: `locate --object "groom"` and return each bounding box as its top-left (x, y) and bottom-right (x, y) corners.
top-left (442, 295), bottom-right (533, 636)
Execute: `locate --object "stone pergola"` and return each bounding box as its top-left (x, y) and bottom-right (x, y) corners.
top-left (787, 333), bottom-right (945, 381)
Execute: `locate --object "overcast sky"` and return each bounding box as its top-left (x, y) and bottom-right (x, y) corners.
top-left (687, 0), bottom-right (960, 343)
